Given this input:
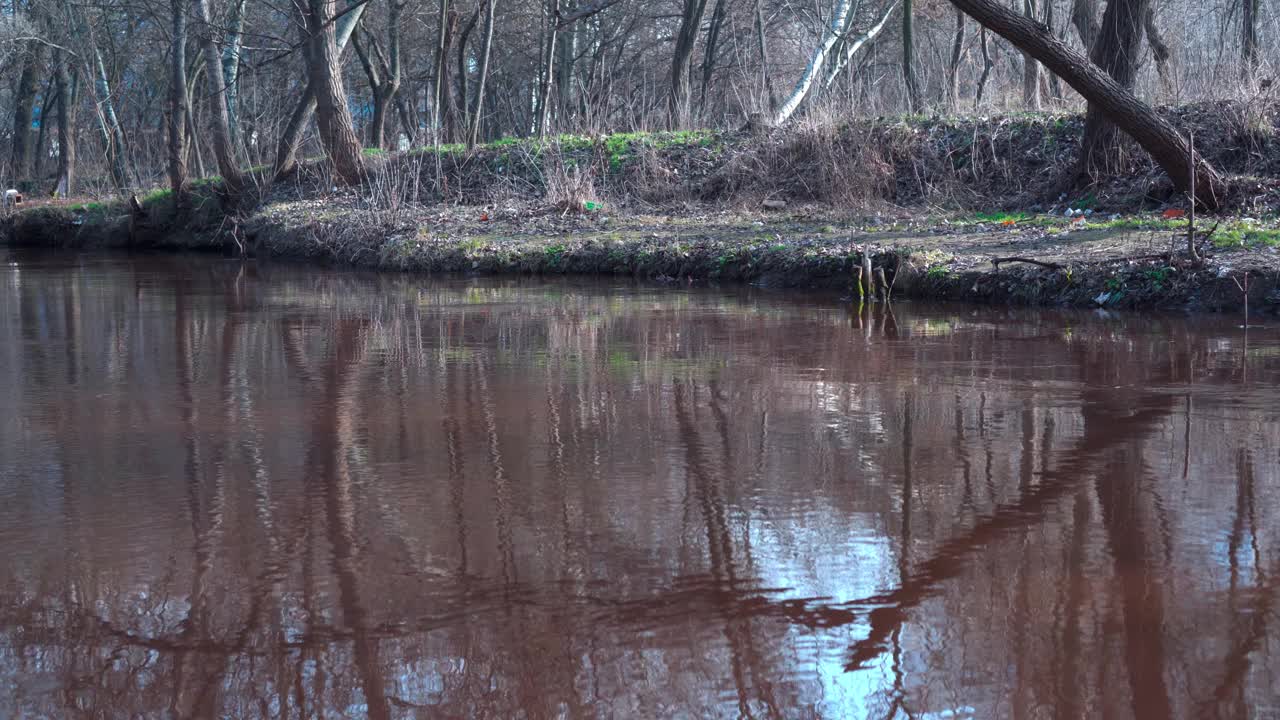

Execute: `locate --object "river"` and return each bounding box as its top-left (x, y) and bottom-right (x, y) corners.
top-left (2, 249), bottom-right (1279, 718)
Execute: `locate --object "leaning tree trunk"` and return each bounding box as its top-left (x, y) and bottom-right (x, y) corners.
top-left (275, 2), bottom-right (366, 179)
top-left (303, 0), bottom-right (366, 184)
top-left (774, 0), bottom-right (855, 124)
top-left (196, 0), bottom-right (246, 193)
top-left (1079, 0), bottom-right (1147, 176)
top-left (169, 0), bottom-right (190, 203)
top-left (823, 0), bottom-right (899, 90)
top-left (946, 0), bottom-right (1226, 208)
top-left (92, 48), bottom-right (132, 192)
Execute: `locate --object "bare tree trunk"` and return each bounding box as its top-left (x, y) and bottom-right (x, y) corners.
top-left (187, 67), bottom-right (207, 178)
top-left (92, 48), bottom-right (132, 192)
top-left (1021, 0), bottom-right (1041, 110)
top-left (946, 0), bottom-right (1226, 208)
top-left (947, 8), bottom-right (966, 109)
top-left (353, 4), bottom-right (403, 153)
top-left (304, 0), bottom-right (366, 183)
top-left (1044, 0), bottom-right (1063, 102)
top-left (432, 0), bottom-right (450, 139)
top-left (775, 0), bottom-right (856, 124)
top-left (456, 6), bottom-right (481, 139)
top-left (469, 0), bottom-right (498, 146)
top-left (823, 0), bottom-right (900, 90)
top-left (275, 2), bottom-right (366, 178)
top-left (537, 0), bottom-right (558, 137)
top-left (1145, 8), bottom-right (1171, 90)
top-left (222, 0), bottom-right (248, 144)
top-left (903, 0), bottom-right (921, 111)
top-left (353, 31), bottom-right (383, 144)
top-left (755, 0), bottom-right (777, 111)
top-left (1243, 0), bottom-right (1260, 82)
top-left (699, 0), bottom-right (729, 113)
top-left (169, 0), bottom-right (190, 203)
top-left (1079, 0), bottom-right (1147, 176)
top-left (374, 1), bottom-right (404, 149)
top-left (51, 51), bottom-right (77, 197)
top-left (275, 85), bottom-right (318, 177)
top-left (33, 75), bottom-right (55, 182)
top-left (670, 0), bottom-right (710, 127)
top-left (974, 27), bottom-right (994, 108)
top-left (1071, 0), bottom-right (1100, 49)
top-left (555, 9), bottom-right (577, 122)
top-left (11, 43), bottom-right (43, 184)
top-left (196, 0), bottom-right (246, 192)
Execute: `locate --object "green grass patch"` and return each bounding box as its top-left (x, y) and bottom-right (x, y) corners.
top-left (969, 210), bottom-right (1032, 224)
top-left (1212, 222), bottom-right (1280, 248)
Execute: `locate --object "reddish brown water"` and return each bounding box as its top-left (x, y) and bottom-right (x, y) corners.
top-left (2, 250), bottom-right (1280, 719)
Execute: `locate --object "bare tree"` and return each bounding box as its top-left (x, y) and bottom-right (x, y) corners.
top-left (775, 0), bottom-right (857, 124)
top-left (304, 0), bottom-right (366, 183)
top-left (353, 1), bottom-right (405, 149)
top-left (275, 0), bottom-right (368, 179)
top-left (168, 0), bottom-right (189, 203)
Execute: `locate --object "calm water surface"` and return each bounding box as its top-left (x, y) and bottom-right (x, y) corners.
top-left (3, 250), bottom-right (1280, 719)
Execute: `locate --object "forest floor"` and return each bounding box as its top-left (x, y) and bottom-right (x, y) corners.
top-left (8, 102), bottom-right (1280, 314)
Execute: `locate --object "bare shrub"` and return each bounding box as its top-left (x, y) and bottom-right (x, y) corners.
top-left (539, 148), bottom-right (601, 213)
top-left (362, 152), bottom-right (424, 224)
top-left (622, 143), bottom-right (683, 206)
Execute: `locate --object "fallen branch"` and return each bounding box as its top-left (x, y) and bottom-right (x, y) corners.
top-left (990, 256), bottom-right (1064, 270)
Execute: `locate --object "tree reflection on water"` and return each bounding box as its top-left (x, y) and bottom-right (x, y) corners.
top-left (1, 252), bottom-right (1279, 718)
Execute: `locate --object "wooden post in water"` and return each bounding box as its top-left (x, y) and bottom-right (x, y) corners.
top-left (862, 246), bottom-right (874, 299)
top-left (875, 267), bottom-right (889, 302)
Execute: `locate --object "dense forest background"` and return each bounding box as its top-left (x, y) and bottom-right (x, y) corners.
top-left (0, 0), bottom-right (1273, 199)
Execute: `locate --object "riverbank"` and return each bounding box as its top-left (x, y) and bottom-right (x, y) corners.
top-left (6, 190), bottom-right (1277, 314)
top-left (6, 103), bottom-right (1280, 314)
